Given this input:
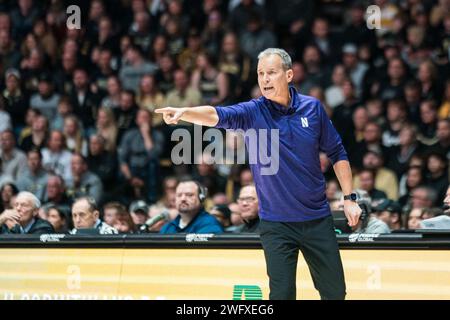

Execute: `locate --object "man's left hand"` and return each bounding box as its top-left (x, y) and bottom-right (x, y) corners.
top-left (344, 200), bottom-right (362, 227)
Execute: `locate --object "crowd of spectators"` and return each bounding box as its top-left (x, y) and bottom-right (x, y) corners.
top-left (0, 0), bottom-right (449, 235)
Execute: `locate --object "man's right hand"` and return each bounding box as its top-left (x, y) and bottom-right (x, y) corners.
top-left (0, 209), bottom-right (21, 227)
top-left (155, 107), bottom-right (185, 125)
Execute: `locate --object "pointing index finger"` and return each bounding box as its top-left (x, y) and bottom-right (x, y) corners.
top-left (155, 107), bottom-right (171, 113)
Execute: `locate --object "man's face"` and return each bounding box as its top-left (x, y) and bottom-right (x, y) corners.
top-left (428, 155), bottom-right (444, 174)
top-left (363, 124), bottom-right (380, 142)
top-left (437, 121), bottom-right (450, 141)
top-left (404, 86), bottom-right (420, 103)
top-left (27, 151), bottom-right (41, 172)
top-left (257, 54), bottom-right (293, 103)
top-left (420, 102), bottom-right (437, 124)
top-left (62, 52), bottom-right (77, 71)
top-left (303, 46), bottom-right (320, 67)
top-left (120, 92), bottom-right (134, 110)
top-left (388, 59), bottom-right (404, 80)
top-left (71, 155), bottom-right (86, 176)
top-left (46, 177), bottom-right (63, 200)
top-left (353, 108), bottom-right (368, 130)
top-left (363, 153), bottom-right (381, 169)
top-left (240, 170), bottom-right (253, 186)
top-left (312, 19), bottom-right (328, 38)
top-left (411, 189), bottom-right (431, 209)
top-left (136, 110), bottom-right (151, 127)
top-left (14, 195), bottom-right (36, 226)
top-left (399, 127), bottom-right (414, 145)
top-left (359, 172), bottom-right (374, 191)
top-left (175, 182), bottom-right (201, 214)
top-left (174, 70), bottom-right (188, 90)
top-left (237, 186), bottom-right (259, 221)
top-left (99, 51), bottom-right (111, 69)
top-left (0, 30), bottom-right (10, 47)
top-left (38, 81), bottom-right (52, 96)
top-left (1, 132), bottom-right (15, 152)
top-left (73, 70), bottom-right (88, 89)
top-left (89, 136), bottom-right (103, 155)
top-left (407, 168), bottom-right (422, 188)
top-left (48, 131), bottom-right (64, 151)
top-left (72, 200), bottom-right (98, 229)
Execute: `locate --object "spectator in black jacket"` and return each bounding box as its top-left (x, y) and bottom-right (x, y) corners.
top-left (425, 152), bottom-right (449, 202)
top-left (87, 134), bottom-right (118, 201)
top-left (70, 68), bottom-right (101, 134)
top-left (0, 191), bottom-right (54, 234)
top-left (2, 68), bottom-right (29, 130)
top-left (114, 89), bottom-right (138, 144)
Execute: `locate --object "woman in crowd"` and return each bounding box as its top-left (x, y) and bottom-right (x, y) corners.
top-left (95, 107), bottom-right (118, 152)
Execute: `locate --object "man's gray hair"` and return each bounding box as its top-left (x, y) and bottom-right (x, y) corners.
top-left (17, 191), bottom-right (41, 209)
top-left (257, 48), bottom-right (292, 70)
top-left (73, 196), bottom-right (99, 212)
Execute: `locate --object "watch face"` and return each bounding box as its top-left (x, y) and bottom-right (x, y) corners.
top-left (350, 193), bottom-right (357, 201)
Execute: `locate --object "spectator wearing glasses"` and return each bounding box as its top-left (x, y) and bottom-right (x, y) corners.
top-left (235, 184), bottom-right (259, 233)
top-left (0, 191), bottom-right (54, 234)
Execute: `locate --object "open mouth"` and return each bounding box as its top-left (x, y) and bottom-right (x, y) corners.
top-left (263, 86), bottom-right (274, 93)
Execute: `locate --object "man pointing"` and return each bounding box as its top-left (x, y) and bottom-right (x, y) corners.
top-left (156, 48), bottom-right (361, 300)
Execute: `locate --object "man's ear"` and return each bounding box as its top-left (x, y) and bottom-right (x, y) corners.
top-left (94, 210), bottom-right (100, 220)
top-left (286, 69), bottom-right (294, 83)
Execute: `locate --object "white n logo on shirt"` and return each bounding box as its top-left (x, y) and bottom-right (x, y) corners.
top-left (301, 117), bottom-right (309, 128)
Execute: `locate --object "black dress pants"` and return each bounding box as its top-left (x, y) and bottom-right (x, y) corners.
top-left (259, 215), bottom-right (346, 300)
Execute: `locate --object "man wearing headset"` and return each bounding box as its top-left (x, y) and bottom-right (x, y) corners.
top-left (159, 180), bottom-right (224, 234)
